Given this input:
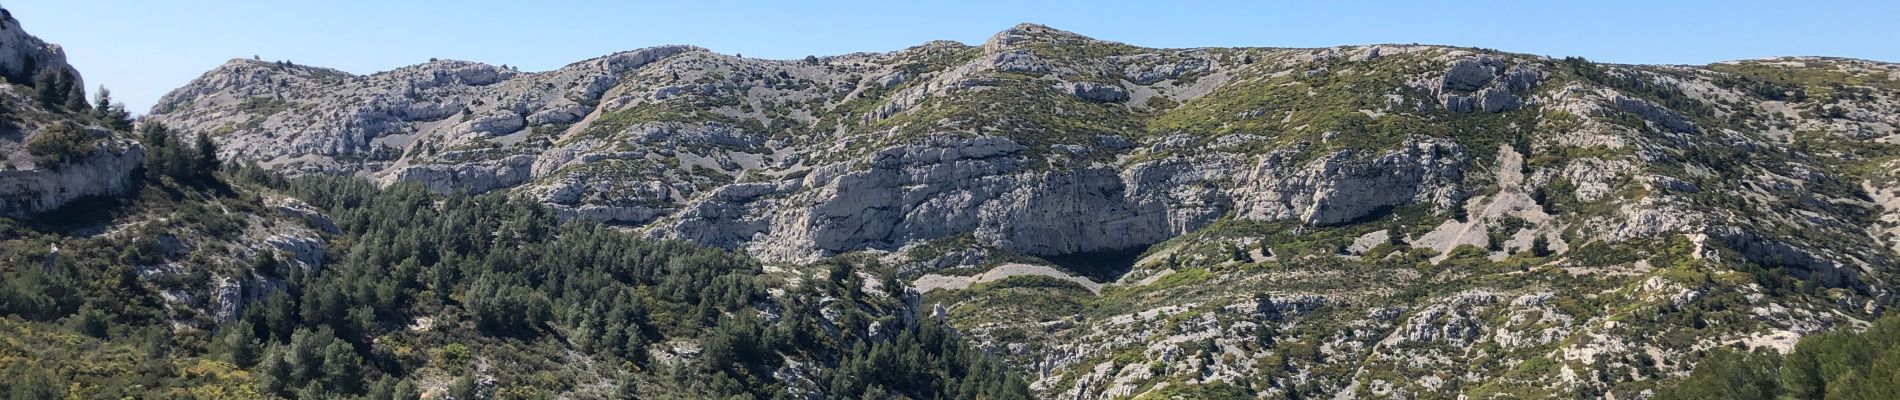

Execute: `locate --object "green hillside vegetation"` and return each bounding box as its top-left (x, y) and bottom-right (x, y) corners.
top-left (1660, 314), bottom-right (1900, 400)
top-left (0, 123), bottom-right (1030, 399)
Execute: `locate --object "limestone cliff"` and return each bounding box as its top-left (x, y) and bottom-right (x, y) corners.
top-left (142, 22), bottom-right (1900, 398)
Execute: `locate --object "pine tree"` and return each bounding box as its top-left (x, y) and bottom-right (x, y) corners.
top-left (92, 86), bottom-right (133, 131)
top-left (139, 122), bottom-right (192, 182)
top-left (63, 80), bottom-right (89, 112)
top-left (5, 365), bottom-right (65, 400)
top-left (222, 319), bottom-right (262, 367)
top-left (616, 379), bottom-right (639, 399)
top-left (92, 86), bottom-right (112, 119)
top-left (258, 350), bottom-right (291, 396)
top-left (194, 131), bottom-right (221, 173)
top-left (32, 68), bottom-right (63, 108)
top-left (69, 306), bottom-right (110, 338)
top-left (321, 340), bottom-right (364, 393)
top-left (1530, 235), bottom-right (1551, 257)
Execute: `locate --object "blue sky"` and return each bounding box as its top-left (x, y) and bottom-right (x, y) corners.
top-left (7, 0), bottom-right (1897, 114)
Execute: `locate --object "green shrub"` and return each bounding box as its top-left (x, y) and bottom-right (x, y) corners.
top-left (25, 122), bottom-right (98, 167)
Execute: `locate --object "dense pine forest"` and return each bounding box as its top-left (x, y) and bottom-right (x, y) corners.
top-left (1658, 314), bottom-right (1900, 400)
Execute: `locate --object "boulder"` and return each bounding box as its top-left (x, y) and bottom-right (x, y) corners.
top-left (989, 50), bottom-right (1049, 74)
top-left (1061, 81), bottom-right (1128, 102)
top-left (526, 104), bottom-right (586, 125)
top-left (1478, 87), bottom-right (1520, 113)
top-left (461, 110), bottom-right (526, 137)
top-left (270, 197), bottom-right (340, 233)
top-left (1443, 57), bottom-right (1501, 91)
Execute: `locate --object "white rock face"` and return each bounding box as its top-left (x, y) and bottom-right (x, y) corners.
top-left (265, 232), bottom-right (324, 271)
top-left (525, 104), bottom-right (585, 126)
top-left (1233, 136), bottom-right (1466, 226)
top-left (0, 9), bottom-right (79, 86)
top-left (385, 153), bottom-right (535, 194)
top-left (142, 22), bottom-right (1899, 287)
top-left (1425, 55), bottom-right (1542, 114)
top-left (456, 110), bottom-right (526, 139)
top-left (1871, 179), bottom-right (1900, 255)
top-left (1612, 94), bottom-right (1696, 132)
top-left (269, 196), bottom-right (339, 233)
top-left (646, 134), bottom-right (1468, 262)
top-left (1442, 58), bottom-right (1499, 91)
top-left (1059, 81), bottom-right (1128, 102)
top-left (0, 137), bottom-right (144, 218)
top-left (147, 45), bottom-right (697, 174)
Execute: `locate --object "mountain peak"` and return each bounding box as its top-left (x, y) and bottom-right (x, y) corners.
top-left (982, 22), bottom-right (1102, 51)
top-left (215, 56), bottom-right (350, 75)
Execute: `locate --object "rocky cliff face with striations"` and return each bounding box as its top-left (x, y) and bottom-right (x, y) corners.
top-left (146, 25), bottom-right (1495, 262)
top-left (0, 134), bottom-right (144, 218)
top-left (145, 22), bottom-right (1900, 398)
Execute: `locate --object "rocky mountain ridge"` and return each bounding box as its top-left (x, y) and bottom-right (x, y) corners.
top-left (150, 24), bottom-right (1900, 266)
top-left (140, 22), bottom-right (1900, 398)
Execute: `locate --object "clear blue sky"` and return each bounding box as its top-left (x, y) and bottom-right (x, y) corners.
top-left (6, 0), bottom-right (1897, 114)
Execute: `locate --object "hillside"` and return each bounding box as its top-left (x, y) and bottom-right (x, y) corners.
top-left (1, 10), bottom-right (1023, 400)
top-left (6, 11), bottom-right (1900, 400)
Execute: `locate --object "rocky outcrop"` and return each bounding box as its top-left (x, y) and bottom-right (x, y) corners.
top-left (1477, 87), bottom-right (1520, 113)
top-left (0, 139), bottom-right (144, 218)
top-left (146, 45), bottom-right (695, 169)
top-left (265, 232), bottom-right (324, 271)
top-left (0, 8), bottom-right (78, 86)
top-left (1612, 94), bottom-right (1696, 132)
top-left (1442, 58), bottom-right (1500, 91)
top-left (660, 135), bottom-right (1205, 260)
top-left (1431, 56), bottom-right (1541, 113)
top-left (1709, 226), bottom-right (1861, 289)
top-left (457, 110), bottom-right (526, 138)
top-left (1060, 81), bottom-right (1128, 102)
top-left (270, 196), bottom-right (339, 233)
top-left (650, 134), bottom-right (1469, 262)
top-left (526, 104), bottom-right (585, 126)
top-left (385, 153), bottom-right (534, 194)
top-left (1233, 136), bottom-right (1466, 226)
top-left (1116, 53), bottom-right (1211, 85)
